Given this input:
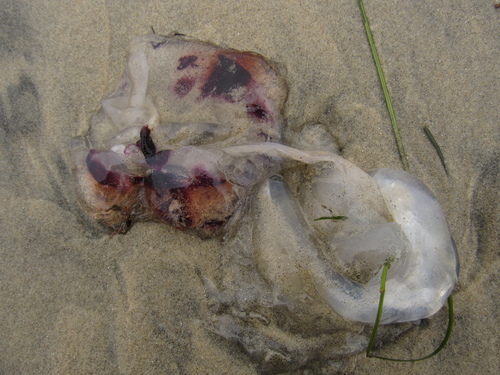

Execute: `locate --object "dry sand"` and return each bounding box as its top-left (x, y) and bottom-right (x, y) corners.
top-left (0, 0), bottom-right (498, 374)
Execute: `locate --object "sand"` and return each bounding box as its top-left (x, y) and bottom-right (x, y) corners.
top-left (0, 0), bottom-right (498, 374)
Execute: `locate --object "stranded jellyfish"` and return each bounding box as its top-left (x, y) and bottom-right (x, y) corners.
top-left (73, 33), bottom-right (286, 235)
top-left (73, 34), bottom-right (458, 371)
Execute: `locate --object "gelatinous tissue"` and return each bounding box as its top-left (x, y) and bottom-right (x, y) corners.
top-left (72, 34), bottom-right (459, 371)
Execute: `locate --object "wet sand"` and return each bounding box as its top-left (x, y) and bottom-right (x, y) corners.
top-left (0, 0), bottom-right (498, 374)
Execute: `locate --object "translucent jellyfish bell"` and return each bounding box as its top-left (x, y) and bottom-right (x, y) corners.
top-left (252, 166), bottom-right (458, 324)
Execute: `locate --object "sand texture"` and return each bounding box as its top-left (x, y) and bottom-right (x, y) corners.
top-left (0, 0), bottom-right (498, 374)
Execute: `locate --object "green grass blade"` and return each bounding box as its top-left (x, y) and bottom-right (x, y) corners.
top-left (366, 260), bottom-right (391, 356)
top-left (367, 296), bottom-right (454, 362)
top-left (358, 0), bottom-right (410, 171)
top-left (424, 126), bottom-right (448, 174)
top-left (366, 256), bottom-right (454, 361)
top-left (314, 216), bottom-right (347, 221)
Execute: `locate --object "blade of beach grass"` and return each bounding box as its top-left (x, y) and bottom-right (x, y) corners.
top-left (424, 126), bottom-right (449, 174)
top-left (314, 216), bottom-right (347, 221)
top-left (367, 291), bottom-right (455, 361)
top-left (358, 2), bottom-right (454, 361)
top-left (358, 0), bottom-right (410, 171)
top-left (366, 259), bottom-right (391, 357)
top-left (366, 259), bottom-right (455, 362)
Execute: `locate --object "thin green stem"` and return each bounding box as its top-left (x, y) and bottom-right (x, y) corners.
top-left (424, 126), bottom-right (448, 174)
top-left (366, 260), bottom-right (391, 356)
top-left (367, 296), bottom-right (454, 362)
top-left (358, 0), bottom-right (410, 171)
top-left (366, 257), bottom-right (454, 361)
top-left (314, 216), bottom-right (347, 221)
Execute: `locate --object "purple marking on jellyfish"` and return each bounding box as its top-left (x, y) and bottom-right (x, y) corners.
top-left (201, 54), bottom-right (251, 100)
top-left (246, 103), bottom-right (269, 122)
top-left (151, 40), bottom-right (168, 49)
top-left (148, 170), bottom-right (187, 190)
top-left (190, 169), bottom-right (226, 187)
top-left (138, 125), bottom-right (171, 169)
top-left (174, 77), bottom-right (196, 97)
top-left (145, 167), bottom-right (233, 230)
top-left (177, 55), bottom-right (198, 70)
top-left (139, 125), bottom-right (156, 157)
top-left (145, 150), bottom-right (171, 169)
top-left (86, 150), bottom-right (143, 190)
top-left (256, 130), bottom-right (272, 141)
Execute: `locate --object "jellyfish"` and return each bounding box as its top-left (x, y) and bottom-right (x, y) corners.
top-left (73, 33), bottom-right (459, 371)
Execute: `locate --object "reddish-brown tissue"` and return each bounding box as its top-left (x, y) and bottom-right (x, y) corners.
top-left (74, 34), bottom-right (287, 236)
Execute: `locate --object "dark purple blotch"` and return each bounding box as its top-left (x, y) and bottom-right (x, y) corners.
top-left (201, 55), bottom-right (251, 99)
top-left (177, 55), bottom-right (198, 70)
top-left (149, 171), bottom-right (186, 190)
top-left (139, 125), bottom-right (156, 157)
top-left (86, 150), bottom-right (142, 189)
top-left (151, 40), bottom-right (167, 49)
top-left (246, 103), bottom-right (269, 121)
top-left (174, 77), bottom-right (196, 97)
top-left (138, 125), bottom-right (171, 168)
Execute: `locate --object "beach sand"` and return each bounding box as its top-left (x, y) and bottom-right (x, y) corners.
top-left (0, 0), bottom-right (498, 373)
